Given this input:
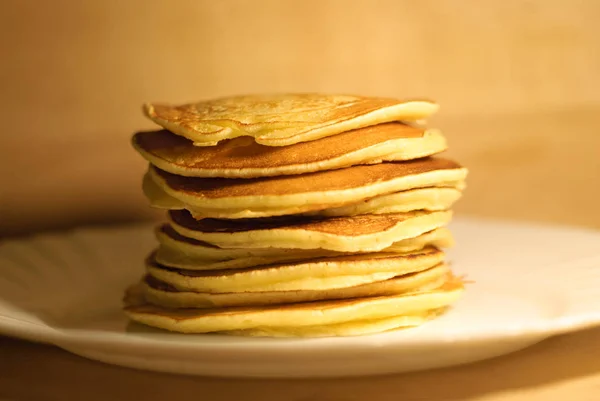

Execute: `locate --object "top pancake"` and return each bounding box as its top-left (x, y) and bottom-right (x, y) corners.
top-left (143, 94), bottom-right (438, 147)
top-left (132, 122), bottom-right (447, 178)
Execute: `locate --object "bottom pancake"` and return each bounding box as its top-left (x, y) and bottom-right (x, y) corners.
top-left (123, 277), bottom-right (463, 336)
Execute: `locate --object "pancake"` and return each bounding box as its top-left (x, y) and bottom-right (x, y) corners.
top-left (132, 124), bottom-right (447, 178)
top-left (142, 263), bottom-right (450, 308)
top-left (169, 209), bottom-right (452, 252)
top-left (155, 225), bottom-right (454, 270)
top-left (146, 247), bottom-right (444, 293)
top-left (145, 157), bottom-right (467, 218)
top-left (123, 277), bottom-right (463, 335)
top-left (146, 173), bottom-right (463, 219)
top-left (143, 94), bottom-right (438, 147)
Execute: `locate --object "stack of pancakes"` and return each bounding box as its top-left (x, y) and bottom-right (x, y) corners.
top-left (124, 94), bottom-right (468, 337)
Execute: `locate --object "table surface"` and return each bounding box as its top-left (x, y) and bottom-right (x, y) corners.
top-left (2, 327), bottom-right (600, 401)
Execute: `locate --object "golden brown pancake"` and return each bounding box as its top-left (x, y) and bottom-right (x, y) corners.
top-left (123, 277), bottom-right (463, 335)
top-left (145, 175), bottom-right (463, 219)
top-left (143, 94), bottom-right (438, 146)
top-left (153, 157), bottom-right (463, 199)
top-left (145, 157), bottom-right (467, 218)
top-left (169, 209), bottom-right (453, 252)
top-left (154, 224), bottom-right (455, 270)
top-left (145, 247), bottom-right (444, 292)
top-left (131, 123), bottom-right (447, 178)
top-left (141, 263), bottom-right (450, 308)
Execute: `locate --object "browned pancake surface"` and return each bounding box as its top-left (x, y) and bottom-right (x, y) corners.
top-left (143, 260), bottom-right (441, 292)
top-left (148, 247), bottom-right (441, 278)
top-left (154, 157), bottom-right (462, 198)
top-left (170, 210), bottom-right (423, 236)
top-left (133, 122), bottom-right (426, 170)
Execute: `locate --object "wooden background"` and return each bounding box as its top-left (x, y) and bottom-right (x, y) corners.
top-left (1, 0), bottom-right (599, 235)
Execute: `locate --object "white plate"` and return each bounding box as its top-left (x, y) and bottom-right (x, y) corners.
top-left (1, 217), bottom-right (599, 378)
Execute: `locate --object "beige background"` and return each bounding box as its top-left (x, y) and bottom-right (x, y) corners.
top-left (1, 0), bottom-right (600, 235)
